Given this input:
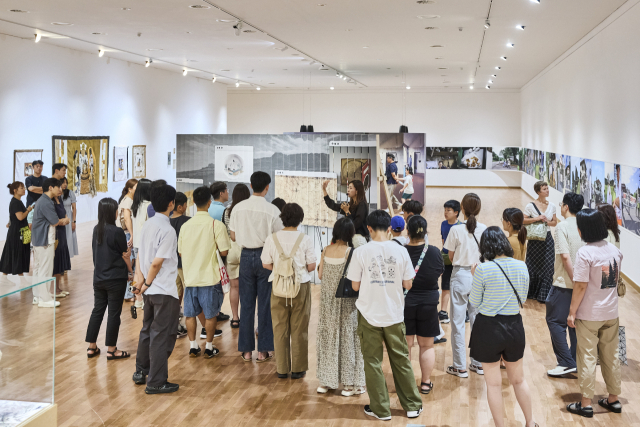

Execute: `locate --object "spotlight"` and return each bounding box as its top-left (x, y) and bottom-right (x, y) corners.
top-left (406, 86), bottom-right (411, 90)
top-left (469, 85), bottom-right (474, 89)
top-left (531, 0), bottom-right (540, 3)
top-left (212, 75), bottom-right (217, 83)
top-left (484, 19), bottom-right (490, 29)
top-left (98, 49), bottom-right (105, 57)
top-left (145, 60), bottom-right (152, 67)
top-left (501, 56), bottom-right (507, 60)
top-left (336, 72), bottom-right (341, 78)
top-left (489, 80), bottom-right (493, 84)
top-left (34, 33), bottom-right (41, 43)
top-left (235, 81), bottom-right (240, 87)
top-left (486, 85), bottom-right (491, 89)
top-left (495, 66), bottom-right (501, 70)
top-left (183, 69), bottom-right (188, 76)
top-left (492, 74), bottom-right (497, 77)
top-left (256, 87), bottom-right (261, 90)
top-left (330, 87), bottom-right (334, 90)
top-left (507, 43), bottom-right (514, 47)
top-left (233, 21), bottom-right (243, 36)
top-left (517, 25), bottom-right (525, 30)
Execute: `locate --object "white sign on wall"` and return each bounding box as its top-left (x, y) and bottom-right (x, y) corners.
top-left (214, 146), bottom-right (254, 183)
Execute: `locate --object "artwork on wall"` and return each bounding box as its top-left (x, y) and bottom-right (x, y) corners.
top-left (489, 147), bottom-right (520, 170)
top-left (214, 145), bottom-right (254, 183)
top-left (545, 152), bottom-right (557, 188)
top-left (14, 149), bottom-right (43, 183)
top-left (132, 145), bottom-right (146, 179)
top-left (53, 136), bottom-right (109, 197)
top-left (274, 170), bottom-right (338, 228)
top-left (459, 147), bottom-right (487, 169)
top-left (425, 147), bottom-right (459, 169)
top-left (113, 146), bottom-right (128, 182)
top-left (340, 158), bottom-right (371, 189)
top-left (589, 160), bottom-right (605, 208)
top-left (620, 165), bottom-right (640, 235)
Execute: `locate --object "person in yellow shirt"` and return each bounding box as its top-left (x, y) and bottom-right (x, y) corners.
top-left (178, 186), bottom-right (230, 358)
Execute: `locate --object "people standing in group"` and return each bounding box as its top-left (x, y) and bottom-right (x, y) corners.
top-left (546, 193), bottom-right (584, 377)
top-left (61, 178), bottom-right (79, 258)
top-left (439, 199), bottom-right (461, 324)
top-left (229, 171), bottom-right (284, 362)
top-left (117, 179), bottom-right (138, 301)
top-left (261, 203), bottom-right (316, 379)
top-left (271, 197), bottom-right (286, 212)
top-left (131, 181), bottom-right (181, 394)
top-left (25, 160), bottom-right (46, 207)
top-left (469, 227), bottom-right (538, 427)
top-left (323, 179), bottom-right (370, 247)
top-left (347, 210), bottom-right (423, 421)
top-left (502, 208), bottom-right (527, 262)
top-left (566, 209), bottom-right (623, 418)
top-left (131, 178), bottom-right (152, 313)
top-left (443, 192), bottom-right (487, 377)
top-left (402, 200), bottom-right (423, 222)
top-left (398, 166), bottom-right (414, 202)
top-left (170, 192), bottom-right (190, 338)
top-left (222, 183), bottom-right (251, 328)
top-left (1, 182), bottom-right (33, 275)
top-left (316, 217), bottom-right (366, 396)
top-left (85, 198), bottom-right (130, 360)
top-left (206, 181), bottom-right (232, 324)
top-left (598, 204), bottom-right (621, 249)
top-left (404, 215), bottom-right (444, 395)
top-left (52, 180), bottom-right (72, 297)
top-left (523, 181), bottom-right (558, 302)
top-left (384, 153), bottom-right (401, 209)
top-left (31, 178), bottom-right (69, 308)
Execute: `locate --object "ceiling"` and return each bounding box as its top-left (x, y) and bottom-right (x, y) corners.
top-left (0, 0), bottom-right (628, 90)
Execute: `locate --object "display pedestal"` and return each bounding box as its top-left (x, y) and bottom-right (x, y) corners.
top-left (17, 404), bottom-right (56, 427)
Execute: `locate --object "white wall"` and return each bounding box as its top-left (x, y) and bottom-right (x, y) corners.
top-left (0, 34), bottom-right (227, 239)
top-left (521, 0), bottom-right (640, 285)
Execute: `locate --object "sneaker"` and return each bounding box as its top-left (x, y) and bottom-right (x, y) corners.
top-left (434, 337), bottom-right (447, 344)
top-left (38, 300), bottom-right (60, 308)
top-left (446, 365), bottom-right (469, 378)
top-left (145, 382), bottom-right (179, 395)
top-left (469, 364), bottom-right (484, 375)
top-left (465, 311), bottom-right (470, 323)
top-left (189, 347), bottom-right (201, 357)
top-left (132, 371), bottom-right (146, 385)
top-left (341, 386), bottom-right (366, 397)
top-left (317, 385), bottom-right (330, 393)
top-left (547, 366), bottom-right (577, 377)
top-left (291, 371), bottom-right (306, 379)
top-left (214, 329), bottom-right (222, 337)
top-left (200, 328), bottom-right (207, 339)
top-left (407, 407), bottom-right (423, 418)
top-left (217, 311), bottom-right (230, 321)
top-left (33, 297), bottom-right (39, 305)
top-left (364, 405), bottom-right (391, 421)
top-left (566, 402), bottom-right (593, 418)
top-left (176, 325), bottom-right (188, 339)
top-left (204, 347), bottom-right (220, 358)
top-left (439, 311), bottom-right (450, 324)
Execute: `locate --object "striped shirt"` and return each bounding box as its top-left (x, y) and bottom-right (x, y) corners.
top-left (470, 257), bottom-right (530, 316)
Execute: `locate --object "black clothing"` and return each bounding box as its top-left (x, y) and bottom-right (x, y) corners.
top-left (526, 231), bottom-right (555, 302)
top-left (323, 196), bottom-right (370, 240)
top-left (170, 215), bottom-right (190, 269)
top-left (0, 198), bottom-right (30, 274)
top-left (92, 223), bottom-right (128, 282)
top-left (53, 197), bottom-right (71, 275)
top-left (25, 175), bottom-right (47, 207)
top-left (404, 304), bottom-right (440, 337)
top-left (405, 244), bottom-right (444, 307)
top-left (469, 313), bottom-right (526, 363)
top-left (85, 279), bottom-right (127, 346)
top-left (441, 264), bottom-right (453, 291)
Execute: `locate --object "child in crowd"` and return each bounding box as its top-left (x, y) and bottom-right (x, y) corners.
top-left (390, 216), bottom-right (408, 246)
top-left (170, 192), bottom-right (190, 338)
top-left (399, 166), bottom-right (414, 201)
top-left (440, 200), bottom-right (461, 324)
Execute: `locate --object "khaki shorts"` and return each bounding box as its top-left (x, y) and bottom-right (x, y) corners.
top-left (175, 268), bottom-right (185, 298)
top-left (226, 241), bottom-right (241, 280)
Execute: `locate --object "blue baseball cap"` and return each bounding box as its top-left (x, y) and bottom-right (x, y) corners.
top-left (390, 216), bottom-right (405, 232)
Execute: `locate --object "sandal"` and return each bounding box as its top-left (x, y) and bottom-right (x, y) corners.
top-left (256, 352), bottom-right (273, 363)
top-left (240, 352), bottom-right (252, 362)
top-left (87, 347), bottom-right (100, 358)
top-left (107, 348), bottom-right (130, 360)
top-left (230, 319), bottom-right (240, 329)
top-left (598, 398), bottom-right (622, 413)
top-left (131, 305), bottom-right (137, 319)
top-left (566, 402), bottom-right (593, 418)
top-left (420, 382), bottom-right (433, 395)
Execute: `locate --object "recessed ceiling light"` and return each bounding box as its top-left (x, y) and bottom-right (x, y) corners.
top-left (9, 9), bottom-right (29, 13)
top-left (495, 66), bottom-right (501, 70)
top-left (501, 56), bottom-right (507, 60)
top-left (424, 27), bottom-right (439, 30)
top-left (52, 22), bottom-right (73, 26)
top-left (417, 0), bottom-right (437, 3)
top-left (147, 48), bottom-right (163, 51)
top-left (330, 87), bottom-right (334, 90)
top-left (121, 8), bottom-right (131, 11)
top-left (256, 87), bottom-right (261, 90)
top-left (469, 85), bottom-right (474, 89)
top-left (216, 19), bottom-right (236, 23)
top-left (189, 4), bottom-right (210, 8)
top-left (430, 45), bottom-right (444, 48)
top-left (507, 43), bottom-right (514, 47)
top-left (406, 86), bottom-right (411, 89)
top-left (517, 25), bottom-right (525, 30)
top-left (418, 15), bottom-right (440, 19)
top-left (488, 80), bottom-right (493, 84)
top-left (363, 46), bottom-right (369, 48)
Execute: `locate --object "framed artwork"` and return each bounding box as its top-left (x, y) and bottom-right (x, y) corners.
top-left (340, 158), bottom-right (371, 189)
top-left (133, 145), bottom-right (146, 179)
top-left (14, 149), bottom-right (43, 183)
top-left (113, 146), bottom-right (129, 182)
top-left (53, 136), bottom-right (109, 197)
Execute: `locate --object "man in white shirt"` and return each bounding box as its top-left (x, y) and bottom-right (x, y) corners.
top-left (229, 171), bottom-right (284, 362)
top-left (348, 210), bottom-right (423, 421)
top-left (131, 181), bottom-right (180, 394)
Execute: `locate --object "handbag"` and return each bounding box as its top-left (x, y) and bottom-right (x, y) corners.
top-left (491, 260), bottom-right (524, 308)
top-left (19, 226), bottom-right (31, 244)
top-left (617, 274), bottom-right (626, 298)
top-left (525, 203), bottom-right (547, 241)
top-left (213, 220), bottom-right (230, 293)
top-left (335, 248), bottom-right (358, 298)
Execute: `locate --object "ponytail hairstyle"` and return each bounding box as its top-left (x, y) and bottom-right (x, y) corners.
top-left (461, 193), bottom-right (481, 234)
top-left (119, 178), bottom-right (139, 203)
top-left (502, 207), bottom-right (527, 246)
top-left (7, 181), bottom-right (23, 196)
top-left (407, 215), bottom-right (427, 241)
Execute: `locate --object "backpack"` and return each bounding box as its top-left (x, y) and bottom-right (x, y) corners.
top-left (271, 232), bottom-right (305, 301)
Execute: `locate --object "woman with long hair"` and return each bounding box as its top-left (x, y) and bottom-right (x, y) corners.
top-left (61, 177), bottom-right (79, 258)
top-left (404, 215), bottom-right (444, 394)
top-left (53, 179), bottom-right (71, 296)
top-left (502, 208), bottom-right (527, 261)
top-left (443, 192), bottom-right (487, 378)
top-left (131, 178), bottom-right (152, 311)
top-left (598, 204), bottom-right (620, 249)
top-left (0, 182), bottom-right (33, 275)
top-left (469, 227), bottom-right (537, 427)
top-left (322, 179), bottom-right (369, 247)
top-left (223, 184), bottom-right (251, 326)
top-left (116, 179), bottom-right (138, 300)
top-left (316, 217), bottom-right (366, 395)
top-left (85, 198), bottom-right (130, 360)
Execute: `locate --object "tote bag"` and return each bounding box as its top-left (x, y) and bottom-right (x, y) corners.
top-left (525, 203), bottom-right (547, 241)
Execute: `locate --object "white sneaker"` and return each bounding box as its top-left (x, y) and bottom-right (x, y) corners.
top-left (469, 364), bottom-right (484, 375)
top-left (316, 386), bottom-right (330, 394)
top-left (407, 407), bottom-right (423, 418)
top-left (38, 300), bottom-right (60, 308)
top-left (446, 365), bottom-right (469, 378)
top-left (341, 386), bottom-right (366, 397)
top-left (33, 297), bottom-right (39, 305)
top-left (547, 366), bottom-right (577, 377)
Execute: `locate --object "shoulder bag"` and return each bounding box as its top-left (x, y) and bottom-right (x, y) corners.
top-left (335, 248), bottom-right (358, 299)
top-left (491, 260), bottom-right (524, 308)
top-left (525, 203), bottom-right (547, 241)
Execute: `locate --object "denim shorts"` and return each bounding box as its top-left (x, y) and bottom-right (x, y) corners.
top-left (184, 284), bottom-right (223, 319)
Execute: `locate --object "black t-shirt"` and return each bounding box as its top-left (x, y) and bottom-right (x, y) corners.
top-left (25, 175), bottom-right (47, 207)
top-left (92, 223), bottom-right (129, 283)
top-left (170, 215), bottom-right (191, 269)
top-left (9, 198), bottom-right (28, 229)
top-left (405, 244), bottom-right (445, 306)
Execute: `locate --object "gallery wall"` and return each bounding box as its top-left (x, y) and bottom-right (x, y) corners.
top-left (0, 34), bottom-right (227, 239)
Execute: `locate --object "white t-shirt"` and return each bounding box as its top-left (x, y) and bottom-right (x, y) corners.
top-left (392, 236), bottom-right (408, 246)
top-left (261, 230), bottom-right (317, 284)
top-left (524, 202), bottom-right (556, 233)
top-left (443, 222), bottom-right (487, 267)
top-left (403, 175), bottom-right (414, 194)
top-left (347, 240), bottom-right (415, 327)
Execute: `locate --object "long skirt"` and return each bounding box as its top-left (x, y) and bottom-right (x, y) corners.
top-left (525, 231), bottom-right (554, 302)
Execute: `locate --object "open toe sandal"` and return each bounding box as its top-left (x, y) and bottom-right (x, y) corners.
top-left (598, 398), bottom-right (622, 413)
top-left (420, 382), bottom-right (433, 395)
top-left (230, 319), bottom-right (240, 329)
top-left (256, 353), bottom-right (273, 363)
top-left (107, 348), bottom-right (130, 360)
top-left (87, 347), bottom-right (101, 358)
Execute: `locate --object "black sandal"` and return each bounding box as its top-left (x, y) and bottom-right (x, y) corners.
top-left (420, 382), bottom-right (433, 395)
top-left (131, 305), bottom-right (137, 319)
top-left (107, 348), bottom-right (130, 360)
top-left (230, 319), bottom-right (240, 329)
top-left (87, 347), bottom-right (100, 358)
top-left (566, 402), bottom-right (593, 418)
top-left (598, 398), bottom-right (622, 413)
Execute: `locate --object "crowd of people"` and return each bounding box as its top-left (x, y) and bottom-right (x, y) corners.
top-left (0, 162), bottom-right (627, 423)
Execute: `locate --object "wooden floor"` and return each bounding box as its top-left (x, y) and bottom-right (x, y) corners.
top-left (4, 188), bottom-right (640, 427)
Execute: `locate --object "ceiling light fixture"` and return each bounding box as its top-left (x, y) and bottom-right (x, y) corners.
top-left (34, 33), bottom-right (41, 43)
top-left (517, 25), bottom-right (525, 30)
top-left (406, 86), bottom-right (411, 90)
top-left (469, 85), bottom-right (474, 89)
top-left (484, 19), bottom-right (490, 29)
top-left (330, 87), bottom-right (334, 90)
top-left (235, 81), bottom-right (240, 87)
top-left (495, 66), bottom-right (501, 70)
top-left (212, 75), bottom-right (216, 83)
top-left (492, 74), bottom-right (497, 77)
top-left (501, 56), bottom-right (507, 60)
top-left (486, 85), bottom-right (491, 89)
top-left (489, 80), bottom-right (493, 84)
top-left (233, 21), bottom-right (243, 36)
top-left (182, 69), bottom-right (188, 76)
top-left (507, 43), bottom-right (514, 47)
top-left (189, 4), bottom-right (210, 8)
top-left (9, 9), bottom-right (28, 13)
top-left (145, 59), bottom-right (152, 67)
top-left (98, 49), bottom-right (105, 57)
top-left (318, 3), bottom-right (326, 6)
top-left (51, 22), bottom-right (73, 26)
top-left (531, 0), bottom-right (540, 3)
top-left (256, 87), bottom-right (261, 90)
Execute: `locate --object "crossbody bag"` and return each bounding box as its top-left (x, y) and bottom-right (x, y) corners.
top-left (405, 245), bottom-right (429, 296)
top-left (335, 248), bottom-right (358, 298)
top-left (491, 260), bottom-right (524, 309)
top-left (525, 203), bottom-right (547, 241)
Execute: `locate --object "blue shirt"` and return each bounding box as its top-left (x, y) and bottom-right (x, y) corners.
top-left (440, 220), bottom-right (460, 254)
top-left (208, 201), bottom-right (226, 221)
top-left (385, 162), bottom-right (398, 184)
top-left (470, 258), bottom-right (530, 316)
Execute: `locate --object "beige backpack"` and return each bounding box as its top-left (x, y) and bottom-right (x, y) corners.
top-left (271, 232), bottom-right (305, 300)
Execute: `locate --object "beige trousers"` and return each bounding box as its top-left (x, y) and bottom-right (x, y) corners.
top-left (576, 318), bottom-right (621, 399)
top-left (271, 282), bottom-right (311, 374)
top-left (32, 245), bottom-right (55, 302)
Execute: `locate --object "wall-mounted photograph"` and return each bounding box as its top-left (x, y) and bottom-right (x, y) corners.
top-left (489, 147), bottom-right (520, 170)
top-left (620, 165), bottom-right (640, 235)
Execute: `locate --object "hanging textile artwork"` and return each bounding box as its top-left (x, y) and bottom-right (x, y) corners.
top-left (132, 145), bottom-right (146, 179)
top-left (52, 136), bottom-right (109, 197)
top-left (113, 146), bottom-right (129, 182)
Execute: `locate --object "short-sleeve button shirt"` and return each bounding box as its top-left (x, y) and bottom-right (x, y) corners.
top-left (229, 195), bottom-right (284, 249)
top-left (552, 217), bottom-right (584, 289)
top-left (138, 214), bottom-right (179, 299)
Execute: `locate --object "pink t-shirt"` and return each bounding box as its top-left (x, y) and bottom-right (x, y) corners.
top-left (573, 241), bottom-right (623, 321)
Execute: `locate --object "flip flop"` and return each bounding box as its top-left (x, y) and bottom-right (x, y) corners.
top-left (240, 352), bottom-right (252, 362)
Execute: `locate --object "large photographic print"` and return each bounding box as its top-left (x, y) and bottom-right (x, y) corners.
top-left (425, 147), bottom-right (459, 169)
top-left (620, 165), bottom-right (640, 235)
top-left (490, 147), bottom-right (520, 170)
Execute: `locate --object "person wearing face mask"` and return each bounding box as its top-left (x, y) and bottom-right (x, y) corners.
top-left (323, 179), bottom-right (369, 247)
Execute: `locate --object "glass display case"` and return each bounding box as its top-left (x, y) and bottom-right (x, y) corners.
top-left (0, 275), bottom-right (56, 427)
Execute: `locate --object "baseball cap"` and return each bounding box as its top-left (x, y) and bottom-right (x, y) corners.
top-left (390, 216), bottom-right (405, 232)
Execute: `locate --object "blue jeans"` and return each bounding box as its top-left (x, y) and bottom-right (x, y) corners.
top-left (238, 248), bottom-right (274, 353)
